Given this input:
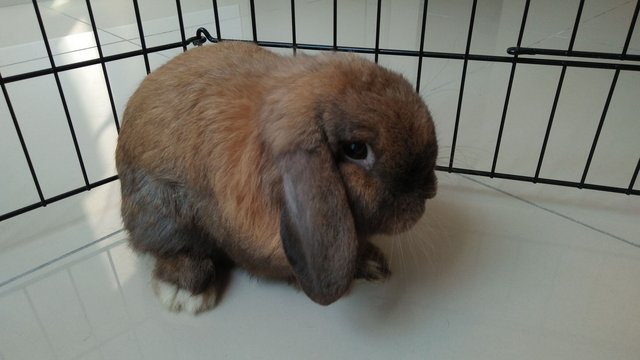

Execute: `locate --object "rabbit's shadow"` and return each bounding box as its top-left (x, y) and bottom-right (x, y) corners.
top-left (343, 180), bottom-right (471, 331)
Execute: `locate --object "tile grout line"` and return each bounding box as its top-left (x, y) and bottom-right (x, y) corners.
top-left (458, 174), bottom-right (640, 249)
top-left (0, 18), bottom-right (215, 71)
top-left (41, 3), bottom-right (147, 54)
top-left (0, 228), bottom-right (126, 289)
top-left (38, 3), bottom-right (174, 60)
top-left (23, 288), bottom-right (61, 360)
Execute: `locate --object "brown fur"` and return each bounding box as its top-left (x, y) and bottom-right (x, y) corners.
top-left (116, 42), bottom-right (437, 309)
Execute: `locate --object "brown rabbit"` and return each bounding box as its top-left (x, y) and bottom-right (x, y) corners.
top-left (115, 42), bottom-right (437, 314)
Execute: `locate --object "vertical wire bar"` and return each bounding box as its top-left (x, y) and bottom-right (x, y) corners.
top-left (132, 0), bottom-right (151, 74)
top-left (175, 0), bottom-right (188, 51)
top-left (623, 3), bottom-right (640, 194)
top-left (374, 0), bottom-right (382, 64)
top-left (574, 0), bottom-right (633, 185)
top-left (448, 0), bottom-right (478, 170)
top-left (534, 66), bottom-right (566, 180)
top-left (212, 0), bottom-right (222, 40)
top-left (628, 158), bottom-right (640, 194)
top-left (567, 0), bottom-right (585, 52)
top-left (32, 0), bottom-right (91, 189)
top-left (579, 69), bottom-right (619, 186)
top-left (580, 1), bottom-right (640, 187)
top-left (249, 0), bottom-right (258, 42)
top-left (415, 0), bottom-right (429, 93)
top-left (534, 0), bottom-right (585, 181)
top-left (291, 0), bottom-right (297, 54)
top-left (490, 0), bottom-right (530, 175)
top-left (85, 0), bottom-right (120, 133)
top-left (0, 73), bottom-right (46, 204)
top-left (332, 0), bottom-right (338, 50)
top-left (621, 0), bottom-right (639, 57)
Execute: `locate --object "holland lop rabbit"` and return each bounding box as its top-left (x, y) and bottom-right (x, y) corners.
top-left (116, 42), bottom-right (437, 314)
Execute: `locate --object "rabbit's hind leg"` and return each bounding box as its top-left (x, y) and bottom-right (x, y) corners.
top-left (119, 168), bottom-right (232, 313)
top-left (152, 253), bottom-right (232, 314)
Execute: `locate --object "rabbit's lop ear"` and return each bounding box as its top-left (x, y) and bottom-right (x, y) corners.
top-left (278, 144), bottom-right (358, 306)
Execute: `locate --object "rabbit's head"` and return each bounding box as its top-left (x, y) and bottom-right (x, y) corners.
top-left (261, 54), bottom-right (438, 305)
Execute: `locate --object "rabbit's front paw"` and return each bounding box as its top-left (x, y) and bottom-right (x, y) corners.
top-left (355, 244), bottom-right (391, 282)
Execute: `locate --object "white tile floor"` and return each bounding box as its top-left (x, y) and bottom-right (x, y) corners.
top-left (1, 0), bottom-right (639, 359)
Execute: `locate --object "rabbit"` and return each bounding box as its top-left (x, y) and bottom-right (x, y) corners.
top-left (115, 41), bottom-right (438, 314)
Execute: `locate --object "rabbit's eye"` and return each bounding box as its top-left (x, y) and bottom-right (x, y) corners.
top-left (342, 142), bottom-right (375, 169)
top-left (344, 142), bottom-right (368, 160)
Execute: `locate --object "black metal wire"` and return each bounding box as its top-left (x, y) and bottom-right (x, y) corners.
top-left (449, 0), bottom-right (478, 170)
top-left (332, 0), bottom-right (338, 50)
top-left (534, 66), bottom-right (566, 181)
top-left (291, 0), bottom-right (297, 54)
top-left (507, 47), bottom-right (640, 62)
top-left (132, 0), bottom-right (151, 74)
top-left (31, 0), bottom-right (91, 189)
top-left (0, 72), bottom-right (46, 205)
top-left (84, 0), bottom-right (120, 133)
top-left (579, 68), bottom-right (620, 186)
top-left (622, 0), bottom-right (640, 56)
top-left (491, 0), bottom-right (531, 176)
top-left (249, 0), bottom-right (258, 42)
top-left (187, 28), bottom-right (219, 46)
top-left (415, 0), bottom-right (429, 93)
top-left (567, 0), bottom-right (585, 52)
top-left (628, 158), bottom-right (640, 194)
top-left (212, 0), bottom-right (222, 40)
top-left (579, 3), bottom-right (638, 186)
top-left (534, 0), bottom-right (585, 181)
top-left (175, 0), bottom-right (188, 52)
top-left (437, 166), bottom-right (640, 196)
top-left (374, 0), bottom-right (382, 64)
top-left (4, 39), bottom-right (640, 86)
top-left (0, 176), bottom-right (119, 222)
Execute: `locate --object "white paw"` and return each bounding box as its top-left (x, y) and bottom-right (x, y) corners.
top-left (152, 279), bottom-right (216, 314)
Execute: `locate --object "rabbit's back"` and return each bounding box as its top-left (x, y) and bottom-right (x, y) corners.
top-left (116, 43), bottom-right (291, 278)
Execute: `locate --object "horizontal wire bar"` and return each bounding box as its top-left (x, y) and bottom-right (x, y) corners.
top-left (5, 159), bottom-right (637, 223)
top-left (507, 47), bottom-right (640, 62)
top-left (436, 166), bottom-right (640, 196)
top-left (2, 42), bottom-right (188, 83)
top-left (4, 40), bottom-right (640, 85)
top-left (0, 175), bottom-right (119, 222)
